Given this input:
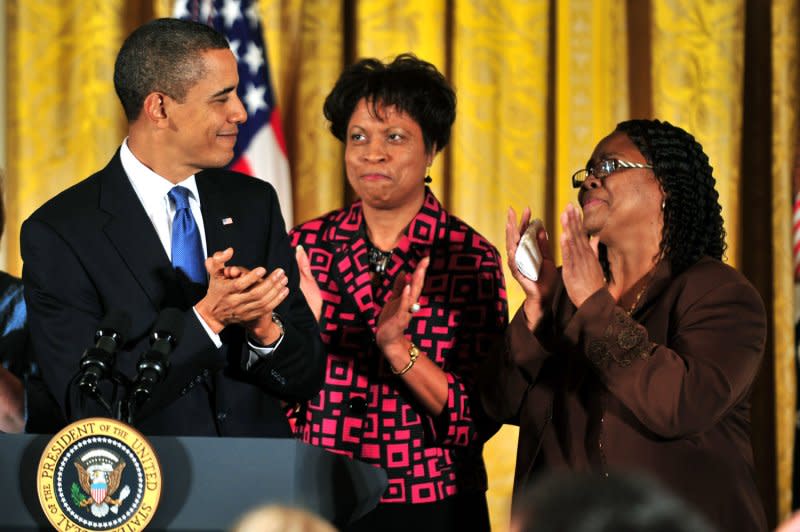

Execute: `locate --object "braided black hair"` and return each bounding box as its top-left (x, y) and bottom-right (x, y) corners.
top-left (614, 119), bottom-right (726, 275)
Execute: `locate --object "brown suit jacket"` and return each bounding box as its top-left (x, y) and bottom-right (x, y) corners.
top-left (481, 257), bottom-right (767, 532)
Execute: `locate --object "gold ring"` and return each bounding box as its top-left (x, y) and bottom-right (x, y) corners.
top-left (409, 302), bottom-right (421, 313)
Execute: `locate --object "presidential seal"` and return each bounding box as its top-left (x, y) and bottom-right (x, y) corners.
top-left (37, 418), bottom-right (161, 531)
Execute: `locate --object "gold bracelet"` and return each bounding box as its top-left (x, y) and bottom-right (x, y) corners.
top-left (391, 342), bottom-right (420, 376)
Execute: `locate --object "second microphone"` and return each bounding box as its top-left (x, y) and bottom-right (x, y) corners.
top-left (127, 308), bottom-right (185, 420)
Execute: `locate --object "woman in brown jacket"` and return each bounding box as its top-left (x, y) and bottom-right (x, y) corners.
top-left (482, 119), bottom-right (767, 532)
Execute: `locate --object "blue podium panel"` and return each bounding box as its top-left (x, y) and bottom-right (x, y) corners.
top-left (0, 434), bottom-right (386, 531)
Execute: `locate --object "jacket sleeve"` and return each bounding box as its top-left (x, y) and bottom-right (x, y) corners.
top-left (479, 275), bottom-right (563, 424)
top-left (566, 277), bottom-right (766, 439)
top-left (242, 185), bottom-right (325, 402)
top-left (423, 246), bottom-right (508, 447)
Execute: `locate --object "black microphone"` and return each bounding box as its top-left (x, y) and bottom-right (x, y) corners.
top-left (78, 311), bottom-right (131, 397)
top-left (130, 308), bottom-right (184, 408)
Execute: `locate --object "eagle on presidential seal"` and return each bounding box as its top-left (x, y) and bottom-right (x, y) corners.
top-left (74, 448), bottom-right (131, 518)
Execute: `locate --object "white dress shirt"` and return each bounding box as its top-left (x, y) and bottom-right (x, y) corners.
top-left (120, 140), bottom-right (208, 264)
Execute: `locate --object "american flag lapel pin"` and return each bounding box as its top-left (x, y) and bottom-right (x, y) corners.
top-left (222, 217), bottom-right (233, 226)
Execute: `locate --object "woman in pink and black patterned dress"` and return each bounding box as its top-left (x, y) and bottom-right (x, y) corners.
top-left (289, 54), bottom-right (508, 531)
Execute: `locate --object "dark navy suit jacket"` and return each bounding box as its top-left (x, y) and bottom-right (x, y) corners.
top-left (21, 151), bottom-right (324, 436)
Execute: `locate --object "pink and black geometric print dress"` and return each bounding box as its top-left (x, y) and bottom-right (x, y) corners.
top-left (289, 189), bottom-right (508, 506)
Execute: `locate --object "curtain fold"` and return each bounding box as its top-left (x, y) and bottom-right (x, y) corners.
top-left (449, 0), bottom-right (550, 317)
top-left (5, 1), bottom-right (127, 277)
top-left (554, 0), bottom-right (629, 263)
top-left (448, 3), bottom-right (551, 525)
top-left (261, 0), bottom-right (345, 224)
top-left (651, 1), bottom-right (745, 267)
top-left (771, 0), bottom-right (799, 521)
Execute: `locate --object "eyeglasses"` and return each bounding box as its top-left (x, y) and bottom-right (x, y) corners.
top-left (571, 159), bottom-right (653, 188)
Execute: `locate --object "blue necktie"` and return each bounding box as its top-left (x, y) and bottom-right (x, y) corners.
top-left (168, 186), bottom-right (206, 284)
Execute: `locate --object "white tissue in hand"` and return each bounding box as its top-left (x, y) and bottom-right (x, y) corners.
top-left (515, 219), bottom-right (544, 281)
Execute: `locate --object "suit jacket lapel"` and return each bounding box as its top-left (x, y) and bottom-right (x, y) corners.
top-left (325, 204), bottom-right (379, 329)
top-left (333, 189), bottom-right (445, 324)
top-left (385, 190), bottom-right (445, 304)
top-left (99, 151), bottom-right (178, 308)
top-left (196, 171), bottom-right (237, 257)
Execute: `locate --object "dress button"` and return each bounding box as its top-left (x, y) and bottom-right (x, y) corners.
top-left (217, 412), bottom-right (228, 422)
top-left (348, 397), bottom-right (367, 415)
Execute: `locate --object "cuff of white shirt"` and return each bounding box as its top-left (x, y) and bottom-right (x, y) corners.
top-left (192, 307), bottom-right (284, 368)
top-left (246, 332), bottom-right (284, 369)
top-left (192, 307), bottom-right (222, 348)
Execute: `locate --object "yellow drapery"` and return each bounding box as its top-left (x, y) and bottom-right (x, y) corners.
top-left (771, 0), bottom-right (799, 521)
top-left (257, 0), bottom-right (345, 225)
top-left (448, 3), bottom-right (551, 524)
top-left (651, 1), bottom-right (744, 268)
top-left (5, 0), bottom-right (126, 276)
top-left (7, 0), bottom-right (796, 528)
top-left (554, 0), bottom-right (629, 263)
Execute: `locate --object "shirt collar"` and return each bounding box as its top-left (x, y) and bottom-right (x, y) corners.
top-left (120, 138), bottom-right (201, 215)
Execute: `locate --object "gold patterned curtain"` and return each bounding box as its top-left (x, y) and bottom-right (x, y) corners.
top-left (448, 4), bottom-right (551, 523)
top-left (6, 0), bottom-right (797, 528)
top-left (553, 0), bottom-right (629, 263)
top-left (771, 0), bottom-right (799, 521)
top-left (5, 1), bottom-right (127, 276)
top-left (652, 2), bottom-right (745, 267)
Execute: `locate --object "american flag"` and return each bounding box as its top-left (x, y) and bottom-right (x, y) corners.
top-left (174, 0), bottom-right (293, 225)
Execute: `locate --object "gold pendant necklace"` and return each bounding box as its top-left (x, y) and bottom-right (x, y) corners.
top-left (625, 265), bottom-right (658, 316)
top-left (626, 281), bottom-right (649, 316)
